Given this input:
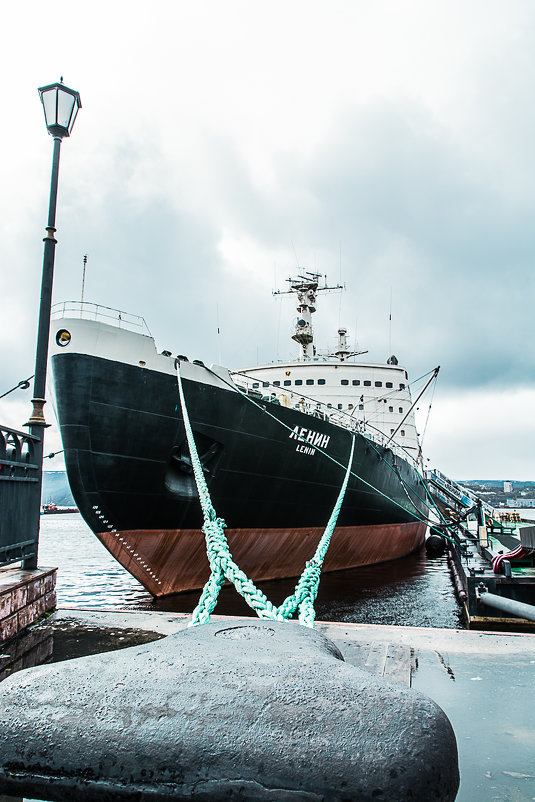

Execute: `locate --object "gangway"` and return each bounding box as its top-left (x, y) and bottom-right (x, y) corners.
top-left (426, 469), bottom-right (494, 520)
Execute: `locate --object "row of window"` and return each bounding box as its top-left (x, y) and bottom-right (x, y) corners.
top-left (341, 379), bottom-right (405, 389)
top-left (253, 379), bottom-right (327, 388)
top-left (252, 379), bottom-right (406, 389)
top-left (328, 404), bottom-right (403, 412)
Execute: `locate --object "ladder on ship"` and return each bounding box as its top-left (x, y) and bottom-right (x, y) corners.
top-left (426, 469), bottom-right (494, 521)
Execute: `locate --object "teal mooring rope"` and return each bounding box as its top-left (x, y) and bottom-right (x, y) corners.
top-left (176, 364), bottom-right (355, 628)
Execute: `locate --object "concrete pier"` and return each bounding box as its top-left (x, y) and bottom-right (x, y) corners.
top-left (0, 615), bottom-right (459, 801)
top-left (1, 609), bottom-right (535, 801)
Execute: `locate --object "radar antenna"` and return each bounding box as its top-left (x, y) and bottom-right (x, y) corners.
top-left (273, 271), bottom-right (343, 360)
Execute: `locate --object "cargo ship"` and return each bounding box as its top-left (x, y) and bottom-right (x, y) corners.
top-left (50, 273), bottom-right (431, 596)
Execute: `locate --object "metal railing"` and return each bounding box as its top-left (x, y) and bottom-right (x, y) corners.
top-left (0, 424), bottom-right (41, 567)
top-left (232, 377), bottom-right (418, 465)
top-left (51, 300), bottom-right (152, 336)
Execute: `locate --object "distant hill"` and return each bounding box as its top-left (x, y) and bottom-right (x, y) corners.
top-left (461, 480), bottom-right (535, 487)
top-left (42, 471), bottom-right (75, 506)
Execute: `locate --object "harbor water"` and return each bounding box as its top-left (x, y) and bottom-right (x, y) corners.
top-left (37, 513), bottom-right (464, 627)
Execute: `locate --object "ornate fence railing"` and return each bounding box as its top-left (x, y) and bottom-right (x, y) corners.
top-left (0, 424), bottom-right (41, 567)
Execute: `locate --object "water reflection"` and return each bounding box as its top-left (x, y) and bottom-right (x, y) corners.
top-left (0, 626), bottom-right (53, 683)
top-left (38, 514), bottom-right (463, 628)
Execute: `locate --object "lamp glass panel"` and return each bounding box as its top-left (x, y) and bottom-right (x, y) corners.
top-left (41, 89), bottom-right (58, 128)
top-left (57, 91), bottom-right (75, 129)
top-left (69, 103), bottom-right (79, 133)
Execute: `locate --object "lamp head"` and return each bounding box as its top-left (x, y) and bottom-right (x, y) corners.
top-left (38, 79), bottom-right (81, 138)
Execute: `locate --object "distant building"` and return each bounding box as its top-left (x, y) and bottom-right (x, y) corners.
top-left (506, 498), bottom-right (535, 508)
top-left (504, 481), bottom-right (513, 493)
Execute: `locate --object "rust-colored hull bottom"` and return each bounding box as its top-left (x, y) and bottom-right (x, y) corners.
top-left (97, 521), bottom-right (427, 598)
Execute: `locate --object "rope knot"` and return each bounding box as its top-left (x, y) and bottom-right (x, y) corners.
top-left (176, 361), bottom-right (355, 629)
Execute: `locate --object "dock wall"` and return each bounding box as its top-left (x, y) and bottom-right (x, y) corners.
top-left (0, 567), bottom-right (57, 644)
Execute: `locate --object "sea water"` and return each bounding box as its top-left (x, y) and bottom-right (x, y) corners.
top-left (37, 513), bottom-right (464, 627)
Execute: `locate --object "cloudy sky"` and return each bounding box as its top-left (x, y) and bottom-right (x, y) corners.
top-left (1, 0), bottom-right (534, 479)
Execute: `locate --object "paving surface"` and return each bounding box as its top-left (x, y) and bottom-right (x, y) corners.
top-left (1, 608), bottom-right (535, 801)
top-left (0, 617), bottom-right (458, 801)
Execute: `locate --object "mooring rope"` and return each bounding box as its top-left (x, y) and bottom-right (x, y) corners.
top-left (175, 362), bottom-right (355, 628)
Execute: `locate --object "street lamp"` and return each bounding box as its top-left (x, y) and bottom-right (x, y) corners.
top-left (25, 79), bottom-right (81, 569)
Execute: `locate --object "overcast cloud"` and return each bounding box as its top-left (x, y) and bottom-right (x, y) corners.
top-left (1, 0), bottom-right (534, 479)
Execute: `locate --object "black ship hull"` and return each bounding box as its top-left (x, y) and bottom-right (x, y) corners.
top-left (52, 351), bottom-right (428, 596)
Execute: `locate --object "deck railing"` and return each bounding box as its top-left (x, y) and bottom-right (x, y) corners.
top-left (51, 301), bottom-right (152, 336)
top-left (232, 376), bottom-right (419, 466)
top-left (0, 424), bottom-right (41, 567)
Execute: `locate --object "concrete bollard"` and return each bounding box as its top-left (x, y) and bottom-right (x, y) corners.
top-left (0, 620), bottom-right (459, 800)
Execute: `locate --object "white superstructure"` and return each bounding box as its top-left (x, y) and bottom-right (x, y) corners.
top-left (233, 272), bottom-right (422, 461)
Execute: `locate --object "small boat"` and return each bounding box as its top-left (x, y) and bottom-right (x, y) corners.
top-left (41, 501), bottom-right (79, 514)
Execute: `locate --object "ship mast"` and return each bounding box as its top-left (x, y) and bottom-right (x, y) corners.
top-left (273, 271), bottom-right (343, 361)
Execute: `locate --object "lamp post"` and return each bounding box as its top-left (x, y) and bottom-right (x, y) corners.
top-left (25, 79), bottom-right (81, 569)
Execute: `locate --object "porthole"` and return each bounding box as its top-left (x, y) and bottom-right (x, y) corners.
top-left (56, 329), bottom-right (71, 347)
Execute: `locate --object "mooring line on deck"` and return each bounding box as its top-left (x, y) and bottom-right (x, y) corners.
top-left (200, 363), bottom-right (434, 528)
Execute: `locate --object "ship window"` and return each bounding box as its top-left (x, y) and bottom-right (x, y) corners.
top-left (401, 430), bottom-right (405, 436)
top-left (348, 403), bottom-right (353, 409)
top-left (318, 379), bottom-right (326, 385)
top-left (306, 379), bottom-right (314, 385)
top-left (391, 429), bottom-right (395, 434)
top-left (262, 382), bottom-right (269, 387)
top-left (338, 404), bottom-right (343, 409)
top-left (389, 406), bottom-right (394, 412)
top-left (341, 379), bottom-right (349, 385)
top-left (399, 407), bottom-right (403, 413)
top-left (295, 379), bottom-right (303, 386)
top-left (386, 382), bottom-right (393, 388)
top-left (375, 381), bottom-right (382, 387)
top-left (359, 404), bottom-right (364, 410)
top-left (284, 380), bottom-right (291, 386)
top-left (399, 383), bottom-right (405, 389)
top-left (364, 380), bottom-right (371, 387)
top-left (352, 379), bottom-right (360, 386)
top-left (327, 403), bottom-right (332, 408)
top-left (253, 383), bottom-right (260, 388)
top-left (273, 381), bottom-right (280, 386)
